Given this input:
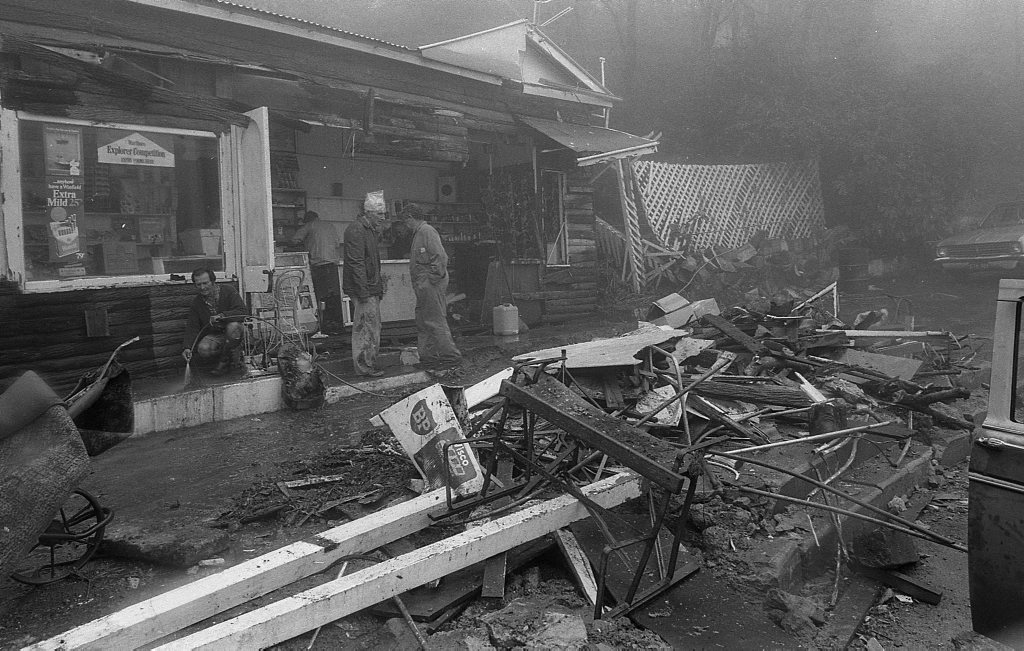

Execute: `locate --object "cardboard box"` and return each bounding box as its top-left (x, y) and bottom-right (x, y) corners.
top-left (180, 229), bottom-right (222, 256)
top-left (137, 216), bottom-right (166, 244)
top-left (651, 297), bottom-right (720, 328)
top-left (99, 242), bottom-right (139, 275)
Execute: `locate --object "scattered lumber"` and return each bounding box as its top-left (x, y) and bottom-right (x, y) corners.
top-left (151, 473), bottom-right (642, 650)
top-left (29, 487), bottom-right (458, 651)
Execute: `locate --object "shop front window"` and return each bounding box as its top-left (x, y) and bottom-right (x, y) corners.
top-left (19, 120), bottom-right (222, 282)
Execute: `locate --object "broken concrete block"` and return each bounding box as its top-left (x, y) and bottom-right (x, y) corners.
top-left (764, 587), bottom-right (826, 635)
top-left (483, 600), bottom-right (543, 648)
top-left (851, 526), bottom-right (919, 569)
top-left (702, 525), bottom-right (733, 553)
top-left (100, 522), bottom-right (230, 568)
top-left (930, 428), bottom-right (972, 468)
top-left (384, 617), bottom-right (422, 651)
top-left (954, 361), bottom-right (991, 391)
top-left (524, 612), bottom-right (588, 649)
top-left (426, 628), bottom-right (495, 651)
top-left (951, 629), bottom-right (1015, 650)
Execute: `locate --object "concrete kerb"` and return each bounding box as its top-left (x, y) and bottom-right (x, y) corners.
top-left (132, 369), bottom-right (432, 436)
top-left (744, 447), bottom-right (935, 593)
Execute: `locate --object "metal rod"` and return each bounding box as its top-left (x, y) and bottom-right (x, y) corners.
top-left (725, 482), bottom-right (967, 553)
top-left (711, 450), bottom-right (965, 551)
top-left (634, 356), bottom-right (733, 427)
top-left (306, 561), bottom-right (349, 649)
top-left (727, 420), bottom-right (896, 454)
top-left (652, 344), bottom-right (690, 445)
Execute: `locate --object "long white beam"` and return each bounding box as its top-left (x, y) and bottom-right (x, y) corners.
top-left (30, 487), bottom-right (456, 651)
top-left (155, 472), bottom-right (642, 650)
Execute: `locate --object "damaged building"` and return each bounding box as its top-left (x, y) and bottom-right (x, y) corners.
top-left (0, 0), bottom-right (658, 390)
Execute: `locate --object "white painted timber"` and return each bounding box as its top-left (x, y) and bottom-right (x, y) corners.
top-left (29, 487), bottom-right (456, 651)
top-left (463, 367), bottom-right (514, 408)
top-left (155, 472), bottom-right (642, 650)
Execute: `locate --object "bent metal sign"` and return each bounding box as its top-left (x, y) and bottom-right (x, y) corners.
top-left (98, 131), bottom-right (174, 167)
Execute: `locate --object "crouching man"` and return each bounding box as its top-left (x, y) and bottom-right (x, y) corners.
top-left (181, 268), bottom-right (247, 376)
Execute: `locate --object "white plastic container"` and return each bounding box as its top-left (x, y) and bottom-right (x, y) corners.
top-left (493, 303), bottom-right (519, 335)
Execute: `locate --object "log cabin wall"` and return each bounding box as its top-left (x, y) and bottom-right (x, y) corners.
top-left (0, 282), bottom-right (203, 392)
top-left (538, 170), bottom-right (600, 324)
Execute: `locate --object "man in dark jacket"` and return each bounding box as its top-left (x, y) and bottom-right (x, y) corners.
top-left (343, 192), bottom-right (390, 376)
top-left (181, 268), bottom-right (248, 376)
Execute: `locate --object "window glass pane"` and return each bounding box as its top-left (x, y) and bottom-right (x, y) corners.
top-left (986, 204), bottom-right (1019, 227)
top-left (1015, 302), bottom-right (1024, 423)
top-left (20, 121), bottom-right (222, 281)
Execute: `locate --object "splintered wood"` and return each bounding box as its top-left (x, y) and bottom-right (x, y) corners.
top-left (153, 474), bottom-right (641, 650)
top-left (35, 475), bottom-right (641, 650)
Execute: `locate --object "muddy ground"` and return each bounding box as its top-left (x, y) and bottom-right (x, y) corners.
top-left (0, 266), bottom-right (1006, 649)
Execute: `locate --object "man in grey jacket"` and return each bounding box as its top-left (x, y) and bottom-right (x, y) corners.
top-left (343, 192), bottom-right (390, 377)
top-left (400, 204), bottom-right (462, 369)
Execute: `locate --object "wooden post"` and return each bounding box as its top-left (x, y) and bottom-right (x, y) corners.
top-left (29, 487), bottom-right (457, 651)
top-left (615, 159), bottom-right (642, 293)
top-left (153, 473), bottom-right (642, 650)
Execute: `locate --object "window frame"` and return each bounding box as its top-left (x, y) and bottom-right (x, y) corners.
top-left (4, 112), bottom-right (236, 292)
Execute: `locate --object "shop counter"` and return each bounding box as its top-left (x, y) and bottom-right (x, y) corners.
top-left (337, 259), bottom-right (415, 323)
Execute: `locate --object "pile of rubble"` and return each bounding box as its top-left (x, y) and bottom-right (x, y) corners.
top-left (33, 283), bottom-right (983, 649)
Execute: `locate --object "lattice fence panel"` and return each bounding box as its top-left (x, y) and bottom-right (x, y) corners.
top-left (632, 160), bottom-right (826, 251)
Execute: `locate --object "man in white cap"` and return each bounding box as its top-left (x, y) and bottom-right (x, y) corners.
top-left (342, 191), bottom-right (390, 376)
top-left (291, 209), bottom-right (342, 324)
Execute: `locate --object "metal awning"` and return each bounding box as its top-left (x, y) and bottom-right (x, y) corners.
top-left (517, 116), bottom-right (658, 166)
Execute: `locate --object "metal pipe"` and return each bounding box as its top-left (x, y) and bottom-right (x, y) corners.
top-left (725, 482), bottom-right (967, 553)
top-left (711, 450), bottom-right (965, 552)
top-left (634, 356), bottom-right (733, 427)
top-left (727, 420), bottom-right (896, 454)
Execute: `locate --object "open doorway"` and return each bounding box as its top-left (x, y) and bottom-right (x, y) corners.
top-left (540, 169), bottom-right (568, 266)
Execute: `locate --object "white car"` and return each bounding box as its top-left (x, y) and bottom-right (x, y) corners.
top-left (934, 201), bottom-right (1024, 273)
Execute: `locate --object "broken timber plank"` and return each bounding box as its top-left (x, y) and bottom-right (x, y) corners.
top-left (691, 380), bottom-right (813, 408)
top-left (702, 313), bottom-right (764, 354)
top-left (30, 487), bottom-right (457, 651)
top-left (480, 458), bottom-right (515, 600)
top-left (601, 374), bottom-right (625, 409)
top-left (153, 472), bottom-right (643, 650)
top-left (500, 374), bottom-right (685, 493)
top-left (511, 329), bottom-right (691, 369)
top-left (815, 329), bottom-right (953, 346)
top-left (479, 553), bottom-right (508, 600)
top-left (854, 565), bottom-right (942, 605)
top-left (554, 528), bottom-right (599, 607)
top-left (463, 367), bottom-right (514, 408)
top-left (836, 349), bottom-right (923, 383)
top-left (281, 473), bottom-right (349, 489)
top-left (370, 538), bottom-right (553, 620)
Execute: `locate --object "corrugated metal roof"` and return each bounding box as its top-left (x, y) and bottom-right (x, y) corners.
top-left (518, 116), bottom-right (658, 165)
top-left (205, 0), bottom-right (412, 50)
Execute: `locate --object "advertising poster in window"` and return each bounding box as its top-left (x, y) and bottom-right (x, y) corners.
top-left (96, 129), bottom-right (175, 167)
top-left (43, 125), bottom-right (85, 276)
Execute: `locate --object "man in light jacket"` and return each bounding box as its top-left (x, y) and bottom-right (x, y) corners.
top-left (400, 204), bottom-right (462, 369)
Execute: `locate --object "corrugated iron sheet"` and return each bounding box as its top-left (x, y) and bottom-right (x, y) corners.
top-left (518, 116), bottom-right (657, 162)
